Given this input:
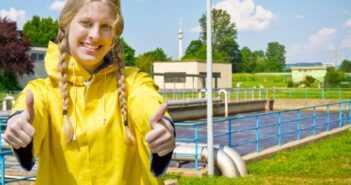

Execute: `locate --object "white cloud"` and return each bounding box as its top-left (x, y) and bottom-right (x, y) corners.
top-left (344, 18), bottom-right (351, 29)
top-left (341, 34), bottom-right (351, 48)
top-left (0, 8), bottom-right (27, 28)
top-left (213, 0), bottom-right (275, 31)
top-left (287, 28), bottom-right (337, 62)
top-left (189, 26), bottom-right (201, 33)
top-left (294, 14), bottom-right (304, 19)
top-left (50, 0), bottom-right (66, 11)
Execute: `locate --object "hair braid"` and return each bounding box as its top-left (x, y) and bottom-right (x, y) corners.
top-left (112, 43), bottom-right (135, 145)
top-left (57, 29), bottom-right (74, 143)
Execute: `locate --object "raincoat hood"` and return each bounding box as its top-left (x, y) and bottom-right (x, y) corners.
top-left (45, 41), bottom-right (116, 85)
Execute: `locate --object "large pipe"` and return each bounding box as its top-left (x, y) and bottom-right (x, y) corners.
top-left (173, 143), bottom-right (247, 177)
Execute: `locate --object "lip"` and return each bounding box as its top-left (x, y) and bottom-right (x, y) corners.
top-left (81, 42), bottom-right (102, 54)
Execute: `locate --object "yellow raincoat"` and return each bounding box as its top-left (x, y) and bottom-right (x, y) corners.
top-left (12, 41), bottom-right (168, 185)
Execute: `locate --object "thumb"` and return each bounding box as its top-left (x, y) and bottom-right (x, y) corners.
top-left (149, 103), bottom-right (167, 129)
top-left (24, 90), bottom-right (35, 122)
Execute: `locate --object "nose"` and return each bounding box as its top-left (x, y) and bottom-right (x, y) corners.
top-left (88, 25), bottom-right (100, 41)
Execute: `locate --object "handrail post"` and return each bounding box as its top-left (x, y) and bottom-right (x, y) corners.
top-left (278, 112), bottom-right (282, 146)
top-left (339, 103), bottom-right (342, 127)
top-left (195, 125), bottom-right (199, 171)
top-left (228, 119), bottom-right (232, 147)
top-left (313, 107), bottom-right (316, 135)
top-left (322, 88), bottom-right (325, 100)
top-left (255, 115), bottom-right (260, 153)
top-left (327, 105), bottom-right (330, 131)
top-left (297, 110), bottom-right (301, 140)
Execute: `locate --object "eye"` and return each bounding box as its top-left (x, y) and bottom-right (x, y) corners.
top-left (101, 24), bottom-right (112, 31)
top-left (79, 20), bottom-right (92, 28)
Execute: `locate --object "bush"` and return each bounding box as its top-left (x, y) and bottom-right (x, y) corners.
top-left (287, 80), bottom-right (294, 87)
top-left (0, 72), bottom-right (21, 90)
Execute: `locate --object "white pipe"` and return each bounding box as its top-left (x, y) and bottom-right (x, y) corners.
top-left (2, 95), bottom-right (15, 111)
top-left (222, 146), bottom-right (247, 177)
top-left (173, 143), bottom-right (247, 177)
top-left (206, 0), bottom-right (214, 175)
top-left (218, 89), bottom-right (228, 117)
top-left (198, 89), bottom-right (207, 99)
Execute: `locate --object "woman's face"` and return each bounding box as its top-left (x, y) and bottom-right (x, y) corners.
top-left (68, 2), bottom-right (116, 73)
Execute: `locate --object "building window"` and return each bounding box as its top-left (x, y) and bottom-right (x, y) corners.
top-left (199, 72), bottom-right (221, 78)
top-left (164, 73), bottom-right (186, 83)
top-left (31, 53), bottom-right (45, 62)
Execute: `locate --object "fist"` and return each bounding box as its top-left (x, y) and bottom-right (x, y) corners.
top-left (145, 103), bottom-right (175, 157)
top-left (3, 90), bottom-right (35, 149)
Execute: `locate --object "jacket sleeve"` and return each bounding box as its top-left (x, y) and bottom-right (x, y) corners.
top-left (126, 68), bottom-right (175, 177)
top-left (9, 80), bottom-right (49, 171)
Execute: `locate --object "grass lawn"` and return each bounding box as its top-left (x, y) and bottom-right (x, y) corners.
top-left (164, 130), bottom-right (351, 185)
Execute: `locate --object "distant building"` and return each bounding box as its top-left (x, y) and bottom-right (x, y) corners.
top-left (18, 47), bottom-right (48, 87)
top-left (291, 66), bottom-right (328, 83)
top-left (152, 61), bottom-right (232, 89)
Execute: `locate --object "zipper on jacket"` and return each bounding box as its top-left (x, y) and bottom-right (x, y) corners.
top-left (84, 75), bottom-right (95, 102)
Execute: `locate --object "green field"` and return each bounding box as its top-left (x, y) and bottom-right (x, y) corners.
top-left (232, 73), bottom-right (351, 88)
top-left (232, 73), bottom-right (293, 88)
top-left (164, 130), bottom-right (351, 185)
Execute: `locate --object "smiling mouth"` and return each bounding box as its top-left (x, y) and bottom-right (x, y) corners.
top-left (81, 43), bottom-right (102, 52)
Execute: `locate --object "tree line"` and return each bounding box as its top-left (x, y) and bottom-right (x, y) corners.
top-left (1, 10), bottom-right (351, 90)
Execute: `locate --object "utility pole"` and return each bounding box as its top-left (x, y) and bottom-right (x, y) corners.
top-left (206, 0), bottom-right (214, 176)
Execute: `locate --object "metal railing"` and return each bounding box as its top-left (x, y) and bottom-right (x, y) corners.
top-left (174, 100), bottom-right (351, 170)
top-left (159, 88), bottom-right (351, 102)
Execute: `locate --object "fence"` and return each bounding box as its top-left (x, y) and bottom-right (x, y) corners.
top-left (159, 88), bottom-right (351, 102)
top-left (174, 100), bottom-right (351, 170)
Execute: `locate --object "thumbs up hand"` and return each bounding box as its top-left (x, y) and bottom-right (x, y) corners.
top-left (145, 103), bottom-right (175, 157)
top-left (3, 90), bottom-right (36, 149)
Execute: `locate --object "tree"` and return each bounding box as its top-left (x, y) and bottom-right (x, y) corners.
top-left (0, 17), bottom-right (33, 89)
top-left (183, 9), bottom-right (240, 70)
top-left (339, 59), bottom-right (351, 72)
top-left (135, 48), bottom-right (170, 73)
top-left (23, 15), bottom-right (59, 47)
top-left (324, 68), bottom-right (345, 87)
top-left (265, 42), bottom-right (286, 72)
top-left (239, 47), bottom-right (255, 72)
top-left (119, 37), bottom-right (135, 66)
top-left (182, 40), bottom-right (206, 61)
top-left (252, 50), bottom-right (266, 72)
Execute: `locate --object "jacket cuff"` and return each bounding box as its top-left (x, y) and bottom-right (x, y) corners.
top-left (13, 141), bottom-right (35, 171)
top-left (7, 110), bottom-right (35, 171)
top-left (150, 116), bottom-right (175, 177)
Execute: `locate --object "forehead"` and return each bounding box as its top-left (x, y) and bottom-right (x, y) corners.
top-left (75, 2), bottom-right (116, 22)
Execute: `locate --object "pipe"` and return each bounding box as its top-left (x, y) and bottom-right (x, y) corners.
top-left (173, 143), bottom-right (247, 177)
top-left (2, 95), bottom-right (15, 111)
top-left (198, 89), bottom-right (207, 99)
top-left (222, 146), bottom-right (247, 177)
top-left (218, 89), bottom-right (228, 118)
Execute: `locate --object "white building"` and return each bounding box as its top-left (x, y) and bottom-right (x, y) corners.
top-left (152, 61), bottom-right (232, 89)
top-left (18, 47), bottom-right (48, 87)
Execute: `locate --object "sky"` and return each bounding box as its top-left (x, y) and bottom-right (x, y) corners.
top-left (1, 0), bottom-right (351, 65)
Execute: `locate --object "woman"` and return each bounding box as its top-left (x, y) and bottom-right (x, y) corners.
top-left (3, 0), bottom-right (175, 184)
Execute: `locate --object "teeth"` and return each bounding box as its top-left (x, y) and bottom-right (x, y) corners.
top-left (83, 43), bottom-right (99, 49)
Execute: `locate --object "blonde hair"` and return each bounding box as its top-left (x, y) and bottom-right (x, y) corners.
top-left (57, 0), bottom-right (134, 144)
